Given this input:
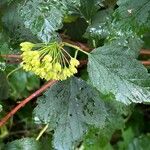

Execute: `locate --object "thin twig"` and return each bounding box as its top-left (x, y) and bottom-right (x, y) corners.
top-left (0, 80), bottom-right (57, 127)
top-left (0, 54), bottom-right (150, 66)
top-left (141, 61), bottom-right (150, 66)
top-left (141, 49), bottom-right (150, 55)
top-left (0, 48), bottom-right (149, 58)
top-left (79, 59), bottom-right (150, 67)
top-left (0, 55), bottom-right (21, 59)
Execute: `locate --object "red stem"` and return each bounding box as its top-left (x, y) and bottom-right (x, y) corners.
top-left (0, 49), bottom-right (150, 58)
top-left (1, 55), bottom-right (21, 59)
top-left (1, 50), bottom-right (150, 67)
top-left (141, 49), bottom-right (150, 55)
top-left (0, 80), bottom-right (57, 127)
top-left (142, 61), bottom-right (150, 66)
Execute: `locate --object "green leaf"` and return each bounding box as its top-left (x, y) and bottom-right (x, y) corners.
top-left (143, 33), bottom-right (150, 49)
top-left (2, 3), bottom-right (39, 43)
top-left (34, 77), bottom-right (107, 150)
top-left (6, 66), bottom-right (40, 100)
top-left (98, 99), bottom-right (128, 141)
top-left (40, 135), bottom-right (53, 150)
top-left (85, 9), bottom-right (144, 53)
top-left (19, 0), bottom-right (66, 42)
top-left (9, 69), bottom-right (27, 94)
top-left (19, 0), bottom-right (105, 42)
top-left (0, 0), bottom-right (7, 6)
top-left (117, 127), bottom-right (135, 150)
top-left (79, 0), bottom-right (104, 22)
top-left (26, 72), bottom-right (40, 91)
top-left (0, 29), bottom-right (11, 54)
top-left (127, 134), bottom-right (150, 150)
top-left (0, 62), bottom-right (6, 71)
top-left (5, 138), bottom-right (41, 150)
top-left (88, 42), bottom-right (150, 104)
top-left (103, 0), bottom-right (117, 8)
top-left (116, 0), bottom-right (150, 27)
top-left (0, 0), bottom-right (13, 6)
top-left (83, 99), bottom-right (128, 149)
top-left (0, 71), bottom-right (9, 100)
top-left (64, 18), bottom-right (88, 41)
top-left (85, 9), bottom-right (113, 42)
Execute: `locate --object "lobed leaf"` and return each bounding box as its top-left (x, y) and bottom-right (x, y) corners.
top-left (85, 10), bottom-right (143, 54)
top-left (88, 42), bottom-right (150, 104)
top-left (19, 0), bottom-right (66, 42)
top-left (34, 77), bottom-right (107, 150)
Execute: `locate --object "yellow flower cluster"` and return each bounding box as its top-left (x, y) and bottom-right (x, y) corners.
top-left (20, 42), bottom-right (80, 81)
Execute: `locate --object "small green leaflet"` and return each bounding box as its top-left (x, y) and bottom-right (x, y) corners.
top-left (116, 0), bottom-right (150, 27)
top-left (34, 77), bottom-right (107, 150)
top-left (5, 138), bottom-right (41, 150)
top-left (87, 42), bottom-right (150, 104)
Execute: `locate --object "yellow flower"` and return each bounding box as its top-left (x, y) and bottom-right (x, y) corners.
top-left (43, 55), bottom-right (52, 62)
top-left (69, 66), bottom-right (77, 74)
top-left (22, 64), bottom-right (32, 71)
top-left (20, 42), bottom-right (35, 51)
top-left (70, 58), bottom-right (80, 67)
top-left (40, 68), bottom-right (47, 78)
top-left (44, 63), bottom-right (53, 72)
top-left (63, 67), bottom-right (72, 77)
top-left (53, 62), bottom-right (61, 72)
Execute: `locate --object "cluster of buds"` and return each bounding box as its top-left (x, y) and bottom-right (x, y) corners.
top-left (20, 42), bottom-right (80, 81)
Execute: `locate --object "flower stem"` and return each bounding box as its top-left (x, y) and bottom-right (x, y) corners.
top-left (74, 50), bottom-right (78, 58)
top-left (36, 124), bottom-right (49, 141)
top-left (63, 42), bottom-right (89, 56)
